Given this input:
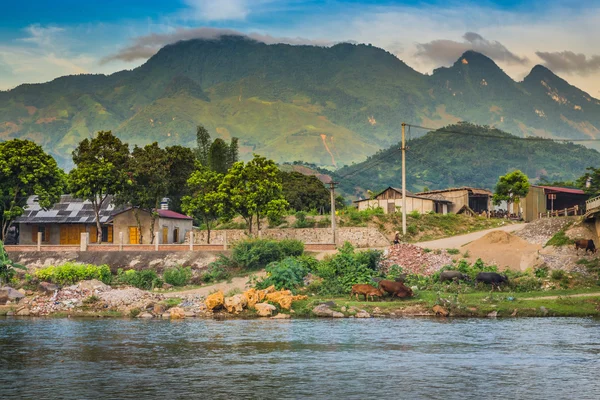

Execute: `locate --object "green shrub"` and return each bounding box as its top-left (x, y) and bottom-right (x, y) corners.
top-left (546, 230), bottom-right (574, 247)
top-left (406, 224), bottom-right (418, 235)
top-left (256, 257), bottom-right (310, 293)
top-left (446, 248), bottom-right (460, 255)
top-left (354, 249), bottom-right (383, 271)
top-left (34, 263), bottom-right (112, 285)
top-left (201, 259), bottom-right (232, 283)
top-left (534, 266), bottom-right (549, 278)
top-left (314, 242), bottom-right (376, 295)
top-left (409, 210), bottom-right (421, 219)
top-left (385, 264), bottom-right (404, 281)
top-left (551, 269), bottom-right (566, 281)
top-left (116, 269), bottom-right (161, 290)
top-left (279, 239), bottom-right (305, 257)
top-left (509, 276), bottom-right (542, 292)
top-left (163, 266), bottom-right (192, 287)
top-left (293, 211), bottom-right (315, 228)
top-left (163, 298), bottom-right (182, 308)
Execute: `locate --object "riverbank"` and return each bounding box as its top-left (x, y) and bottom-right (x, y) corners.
top-left (3, 287), bottom-right (600, 319)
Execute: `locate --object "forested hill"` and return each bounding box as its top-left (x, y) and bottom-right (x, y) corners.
top-left (2, 36), bottom-right (600, 169)
top-left (333, 123), bottom-right (600, 198)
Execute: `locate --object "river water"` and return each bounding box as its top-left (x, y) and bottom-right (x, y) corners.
top-left (1, 317), bottom-right (600, 399)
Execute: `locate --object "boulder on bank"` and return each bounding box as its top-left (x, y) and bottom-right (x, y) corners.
top-left (169, 307), bottom-right (185, 319)
top-left (225, 294), bottom-right (248, 314)
top-left (0, 286), bottom-right (25, 303)
top-left (38, 282), bottom-right (59, 294)
top-left (205, 291), bottom-right (224, 311)
top-left (265, 290), bottom-right (308, 310)
top-left (255, 303), bottom-right (276, 317)
top-left (312, 304), bottom-right (344, 318)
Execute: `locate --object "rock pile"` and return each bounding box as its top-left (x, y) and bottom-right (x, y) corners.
top-left (381, 244), bottom-right (453, 276)
top-left (516, 217), bottom-right (573, 245)
top-left (204, 286), bottom-right (308, 317)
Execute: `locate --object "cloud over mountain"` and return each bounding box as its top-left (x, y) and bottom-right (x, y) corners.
top-left (535, 50), bottom-right (600, 75)
top-left (415, 32), bottom-right (528, 66)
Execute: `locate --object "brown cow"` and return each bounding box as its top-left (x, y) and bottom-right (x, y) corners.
top-left (350, 284), bottom-right (383, 301)
top-left (575, 239), bottom-right (596, 254)
top-left (378, 280), bottom-right (413, 299)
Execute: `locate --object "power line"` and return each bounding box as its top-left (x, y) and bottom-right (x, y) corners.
top-left (406, 124), bottom-right (600, 142)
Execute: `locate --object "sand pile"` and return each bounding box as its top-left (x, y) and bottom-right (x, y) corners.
top-left (462, 231), bottom-right (541, 271)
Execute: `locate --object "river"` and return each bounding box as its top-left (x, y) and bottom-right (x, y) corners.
top-left (1, 317), bottom-right (599, 399)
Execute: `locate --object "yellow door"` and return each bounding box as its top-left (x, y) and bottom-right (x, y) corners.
top-left (129, 226), bottom-right (140, 244)
top-left (162, 227), bottom-right (168, 244)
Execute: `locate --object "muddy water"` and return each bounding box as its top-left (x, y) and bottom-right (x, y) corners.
top-left (1, 318), bottom-right (599, 399)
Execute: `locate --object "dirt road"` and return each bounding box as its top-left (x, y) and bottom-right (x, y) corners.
top-left (414, 223), bottom-right (526, 249)
top-left (520, 292), bottom-right (600, 301)
top-left (164, 271), bottom-right (266, 298)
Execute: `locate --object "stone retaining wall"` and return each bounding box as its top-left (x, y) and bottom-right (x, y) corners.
top-left (188, 227), bottom-right (389, 248)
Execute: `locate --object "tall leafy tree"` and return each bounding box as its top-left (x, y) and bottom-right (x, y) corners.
top-left (68, 131), bottom-right (129, 243)
top-left (219, 154), bottom-right (288, 234)
top-left (280, 171), bottom-right (330, 212)
top-left (195, 125), bottom-right (211, 166)
top-left (0, 139), bottom-right (65, 240)
top-left (493, 170), bottom-right (530, 213)
top-left (182, 166), bottom-right (223, 244)
top-left (117, 142), bottom-right (169, 244)
top-left (227, 137), bottom-right (239, 170)
top-left (165, 145), bottom-right (196, 213)
top-left (208, 138), bottom-right (230, 174)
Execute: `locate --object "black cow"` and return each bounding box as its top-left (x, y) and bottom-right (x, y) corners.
top-left (476, 272), bottom-right (508, 289)
top-left (575, 239), bottom-right (596, 254)
top-left (440, 271), bottom-right (469, 283)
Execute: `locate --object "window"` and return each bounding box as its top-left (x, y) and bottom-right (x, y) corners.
top-left (173, 228), bottom-right (179, 243)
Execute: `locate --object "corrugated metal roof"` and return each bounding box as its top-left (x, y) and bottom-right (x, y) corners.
top-left (415, 187), bottom-right (492, 196)
top-left (536, 186), bottom-right (586, 195)
top-left (15, 195), bottom-right (118, 224)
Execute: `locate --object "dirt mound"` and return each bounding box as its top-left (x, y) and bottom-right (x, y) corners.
top-left (462, 231), bottom-right (541, 271)
top-left (516, 217), bottom-right (574, 245)
top-left (381, 244), bottom-right (453, 276)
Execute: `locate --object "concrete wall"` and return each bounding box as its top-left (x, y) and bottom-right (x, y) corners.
top-left (112, 210), bottom-right (192, 244)
top-left (356, 197), bottom-right (435, 214)
top-left (188, 227), bottom-right (390, 248)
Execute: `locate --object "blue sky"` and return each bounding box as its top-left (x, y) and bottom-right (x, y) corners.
top-left (1, 0), bottom-right (600, 95)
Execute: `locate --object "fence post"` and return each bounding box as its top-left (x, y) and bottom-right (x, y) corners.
top-left (189, 231), bottom-right (194, 251)
top-left (547, 211), bottom-right (550, 218)
top-left (37, 232), bottom-right (42, 251)
top-left (80, 233), bottom-right (87, 251)
top-left (223, 231), bottom-right (228, 250)
top-left (119, 232), bottom-right (123, 251)
top-left (155, 232), bottom-right (159, 251)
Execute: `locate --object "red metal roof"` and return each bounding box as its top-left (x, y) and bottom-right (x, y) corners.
top-left (537, 186), bottom-right (586, 195)
top-left (157, 209), bottom-right (193, 220)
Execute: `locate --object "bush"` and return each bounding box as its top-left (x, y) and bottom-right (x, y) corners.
top-left (293, 211), bottom-right (315, 228)
top-left (256, 257), bottom-right (310, 293)
top-left (551, 269), bottom-right (566, 281)
top-left (509, 276), bottom-right (542, 292)
top-left (116, 269), bottom-right (161, 290)
top-left (202, 258), bottom-right (232, 283)
top-left (353, 249), bottom-right (383, 271)
top-left (534, 266), bottom-right (549, 278)
top-left (163, 266), bottom-right (192, 287)
top-left (313, 242), bottom-right (376, 295)
top-left (34, 263), bottom-right (112, 285)
top-left (232, 239), bottom-right (304, 270)
top-left (447, 248), bottom-right (460, 255)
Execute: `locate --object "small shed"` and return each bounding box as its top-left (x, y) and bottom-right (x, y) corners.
top-left (354, 187), bottom-right (450, 215)
top-left (111, 208), bottom-right (193, 244)
top-left (522, 185), bottom-right (587, 222)
top-left (416, 187), bottom-right (493, 214)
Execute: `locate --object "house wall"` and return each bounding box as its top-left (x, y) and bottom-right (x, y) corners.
top-left (437, 190), bottom-right (469, 213)
top-left (18, 223), bottom-right (99, 245)
top-left (111, 210), bottom-right (193, 244)
top-left (522, 186), bottom-right (547, 222)
top-left (356, 197), bottom-right (435, 214)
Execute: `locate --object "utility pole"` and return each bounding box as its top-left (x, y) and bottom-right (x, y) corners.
top-left (401, 122), bottom-right (407, 236)
top-left (329, 181), bottom-right (338, 245)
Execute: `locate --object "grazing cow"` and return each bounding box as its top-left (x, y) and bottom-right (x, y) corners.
top-left (476, 272), bottom-right (508, 289)
top-left (575, 239), bottom-right (596, 254)
top-left (378, 280), bottom-right (413, 299)
top-left (350, 284), bottom-right (383, 301)
top-left (439, 271), bottom-right (469, 283)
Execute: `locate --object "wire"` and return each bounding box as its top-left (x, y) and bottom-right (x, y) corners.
top-left (337, 148), bottom-right (401, 180)
top-left (406, 124), bottom-right (600, 142)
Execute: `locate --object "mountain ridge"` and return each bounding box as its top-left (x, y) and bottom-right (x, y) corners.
top-left (1, 36), bottom-right (600, 169)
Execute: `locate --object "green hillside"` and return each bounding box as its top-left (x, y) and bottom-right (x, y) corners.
top-left (334, 123), bottom-right (600, 198)
top-left (1, 36), bottom-right (600, 168)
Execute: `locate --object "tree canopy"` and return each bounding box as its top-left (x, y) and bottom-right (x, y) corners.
top-left (182, 167), bottom-right (223, 244)
top-left (493, 169), bottom-right (530, 211)
top-left (68, 131), bottom-right (129, 243)
top-left (0, 139), bottom-right (65, 240)
top-left (280, 171), bottom-right (330, 212)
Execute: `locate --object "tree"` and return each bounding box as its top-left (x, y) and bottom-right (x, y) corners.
top-left (279, 171), bottom-right (330, 212)
top-left (0, 240), bottom-right (26, 285)
top-left (195, 125), bottom-right (211, 166)
top-left (576, 167), bottom-right (600, 196)
top-left (68, 131), bottom-right (129, 244)
top-left (208, 138), bottom-right (230, 174)
top-left (117, 142), bottom-right (169, 244)
top-left (0, 139), bottom-right (65, 240)
top-left (493, 170), bottom-right (530, 214)
top-left (219, 154), bottom-right (288, 234)
top-left (165, 145), bottom-right (196, 213)
top-left (227, 137), bottom-right (239, 170)
top-left (181, 167), bottom-right (223, 244)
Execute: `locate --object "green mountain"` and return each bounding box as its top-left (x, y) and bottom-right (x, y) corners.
top-left (333, 123), bottom-right (600, 198)
top-left (1, 36), bottom-right (600, 168)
